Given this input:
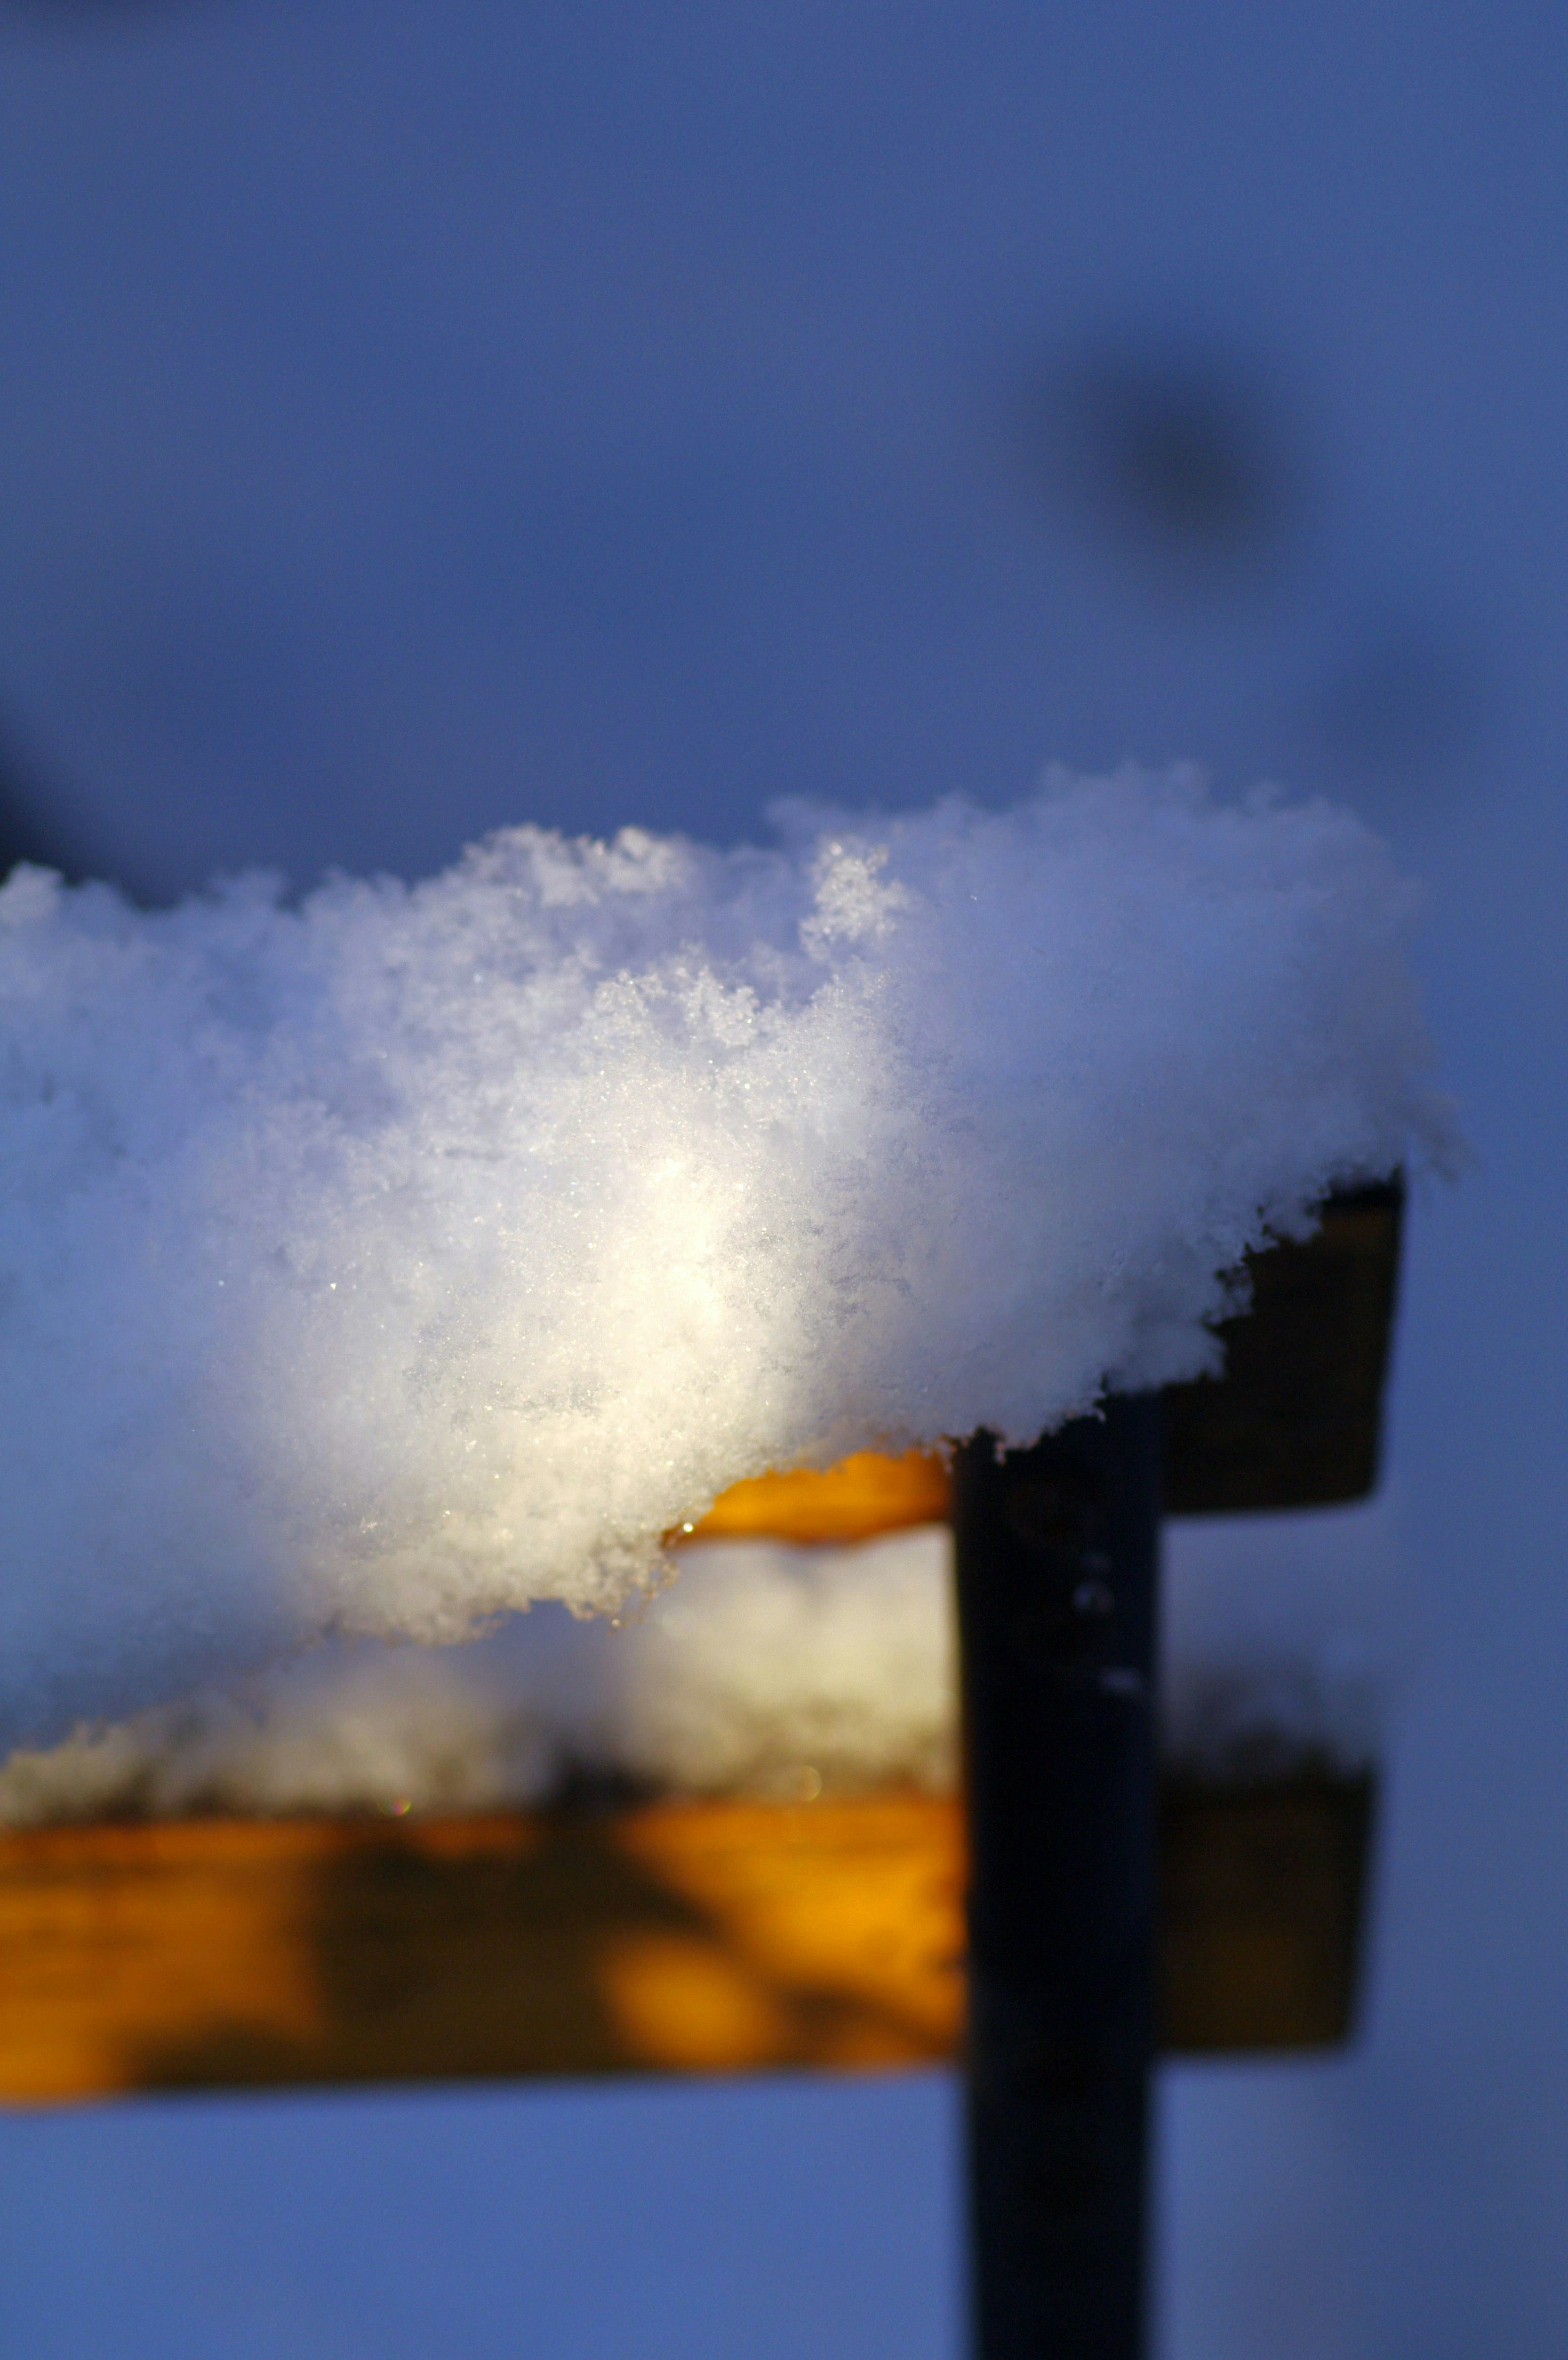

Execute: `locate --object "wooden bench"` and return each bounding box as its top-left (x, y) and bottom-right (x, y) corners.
top-left (0, 1185), bottom-right (1398, 2104)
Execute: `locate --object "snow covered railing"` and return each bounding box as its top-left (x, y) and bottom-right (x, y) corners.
top-left (0, 1183), bottom-right (1395, 2108)
top-left (0, 778), bottom-right (1433, 2358)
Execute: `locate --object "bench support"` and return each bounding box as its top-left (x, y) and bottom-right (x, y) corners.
top-left (953, 1396), bottom-right (1162, 2360)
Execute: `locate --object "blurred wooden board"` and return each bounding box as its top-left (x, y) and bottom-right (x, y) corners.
top-left (681, 1449), bottom-right (950, 1545)
top-left (1157, 1772), bottom-right (1373, 2051)
top-left (0, 1778), bottom-right (1371, 2104)
top-left (1162, 1180), bottom-right (1403, 1513)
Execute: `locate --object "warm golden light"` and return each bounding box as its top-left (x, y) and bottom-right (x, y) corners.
top-left (675, 1450), bottom-right (951, 1548)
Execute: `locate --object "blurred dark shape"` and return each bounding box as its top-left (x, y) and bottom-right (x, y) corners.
top-left (1310, 619), bottom-right (1491, 779)
top-left (1033, 336), bottom-right (1301, 576)
top-left (1163, 1179), bottom-right (1403, 1515)
top-left (1157, 1770), bottom-right (1373, 2051)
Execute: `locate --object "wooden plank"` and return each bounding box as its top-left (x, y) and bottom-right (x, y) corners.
top-left (680, 1450), bottom-right (950, 1545)
top-left (1162, 1182), bottom-right (1403, 1514)
top-left (1158, 1772), bottom-right (1374, 2051)
top-left (0, 1780), bottom-right (1370, 2104)
top-left (0, 1799), bottom-right (964, 2102)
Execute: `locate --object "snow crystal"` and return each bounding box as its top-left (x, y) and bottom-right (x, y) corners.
top-left (0, 770), bottom-right (1442, 1745)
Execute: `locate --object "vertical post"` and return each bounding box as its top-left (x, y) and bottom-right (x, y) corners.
top-left (952, 1395), bottom-right (1162, 2360)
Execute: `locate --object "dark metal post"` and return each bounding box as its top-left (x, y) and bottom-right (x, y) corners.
top-left (952, 1395), bottom-right (1162, 2360)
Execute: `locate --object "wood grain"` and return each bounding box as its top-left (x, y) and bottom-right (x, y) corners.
top-left (0, 1779), bottom-right (1369, 2104)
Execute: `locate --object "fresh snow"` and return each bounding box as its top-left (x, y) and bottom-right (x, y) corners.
top-left (0, 772), bottom-right (1439, 1746)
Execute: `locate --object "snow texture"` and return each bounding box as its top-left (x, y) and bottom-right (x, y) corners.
top-left (0, 1532), bottom-right (953, 1823)
top-left (0, 1504), bottom-right (1398, 1824)
top-left (0, 772), bottom-right (1440, 1746)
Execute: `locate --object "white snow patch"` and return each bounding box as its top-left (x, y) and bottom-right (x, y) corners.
top-left (0, 772), bottom-right (1442, 1743)
top-left (0, 1531), bottom-right (956, 1821)
top-left (0, 1507), bottom-right (1399, 1823)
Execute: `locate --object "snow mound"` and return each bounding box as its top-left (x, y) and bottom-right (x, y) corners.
top-left (0, 771), bottom-right (1440, 1743)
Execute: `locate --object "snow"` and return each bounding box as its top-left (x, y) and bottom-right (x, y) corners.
top-left (0, 775), bottom-right (1438, 1748)
top-left (0, 1530), bottom-right (955, 1822)
top-left (0, 1501), bottom-right (1399, 1824)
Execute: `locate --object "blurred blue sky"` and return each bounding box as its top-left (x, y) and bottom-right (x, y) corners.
top-left (0, 3), bottom-right (1565, 2353)
top-left (1, 0), bottom-right (1558, 894)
